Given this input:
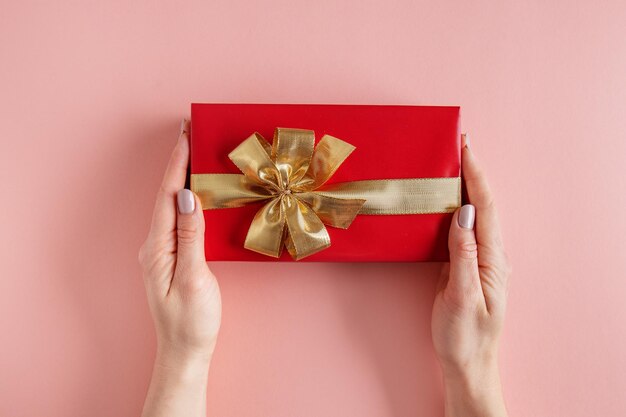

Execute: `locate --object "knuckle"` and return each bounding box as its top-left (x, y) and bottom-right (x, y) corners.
top-left (505, 260), bottom-right (513, 278)
top-left (484, 195), bottom-right (496, 210)
top-left (177, 220), bottom-right (199, 244)
top-left (157, 185), bottom-right (171, 201)
top-left (455, 241), bottom-right (478, 260)
top-left (138, 242), bottom-right (161, 275)
top-left (467, 178), bottom-right (495, 207)
top-left (180, 276), bottom-right (206, 295)
top-left (493, 234), bottom-right (505, 249)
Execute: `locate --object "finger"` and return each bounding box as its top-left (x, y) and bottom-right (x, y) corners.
top-left (149, 119), bottom-right (190, 238)
top-left (173, 190), bottom-right (207, 286)
top-left (445, 204), bottom-right (485, 309)
top-left (461, 134), bottom-right (504, 251)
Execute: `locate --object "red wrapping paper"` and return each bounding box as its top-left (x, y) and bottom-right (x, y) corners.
top-left (190, 103), bottom-right (460, 262)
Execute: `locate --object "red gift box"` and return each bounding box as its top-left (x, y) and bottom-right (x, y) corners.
top-left (190, 103), bottom-right (461, 262)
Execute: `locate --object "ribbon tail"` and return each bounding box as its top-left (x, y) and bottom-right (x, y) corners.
top-left (282, 194), bottom-right (330, 260)
top-left (296, 192), bottom-right (365, 229)
top-left (315, 178), bottom-right (462, 214)
top-left (244, 197), bottom-right (287, 258)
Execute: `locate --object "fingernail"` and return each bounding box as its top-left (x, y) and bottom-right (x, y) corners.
top-left (180, 118), bottom-right (188, 135)
top-left (462, 133), bottom-right (470, 149)
top-left (458, 204), bottom-right (475, 229)
top-left (177, 189), bottom-right (195, 214)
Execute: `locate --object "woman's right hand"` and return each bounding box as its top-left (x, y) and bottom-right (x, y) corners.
top-left (431, 134), bottom-right (511, 417)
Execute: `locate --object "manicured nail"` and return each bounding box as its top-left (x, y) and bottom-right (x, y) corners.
top-left (462, 133), bottom-right (470, 149)
top-left (180, 118), bottom-right (189, 135)
top-left (177, 189), bottom-right (195, 214)
top-left (458, 204), bottom-right (475, 229)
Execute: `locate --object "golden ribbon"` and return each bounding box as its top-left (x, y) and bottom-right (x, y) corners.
top-left (191, 128), bottom-right (461, 260)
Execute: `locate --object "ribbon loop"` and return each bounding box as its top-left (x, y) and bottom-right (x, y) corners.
top-left (272, 128), bottom-right (315, 189)
top-left (228, 133), bottom-right (281, 192)
top-left (191, 173), bottom-right (274, 209)
top-left (293, 134), bottom-right (355, 192)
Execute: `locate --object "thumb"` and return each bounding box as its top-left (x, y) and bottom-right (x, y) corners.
top-left (175, 189), bottom-right (207, 271)
top-left (446, 204), bottom-right (481, 302)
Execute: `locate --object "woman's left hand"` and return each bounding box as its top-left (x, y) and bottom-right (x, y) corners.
top-left (139, 119), bottom-right (221, 417)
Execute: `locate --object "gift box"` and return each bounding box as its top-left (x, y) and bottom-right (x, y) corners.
top-left (190, 103), bottom-right (461, 262)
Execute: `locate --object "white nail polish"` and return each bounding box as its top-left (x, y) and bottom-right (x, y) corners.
top-left (177, 189), bottom-right (195, 214)
top-left (458, 204), bottom-right (475, 229)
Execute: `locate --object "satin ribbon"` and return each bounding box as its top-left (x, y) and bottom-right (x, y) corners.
top-left (191, 128), bottom-right (461, 260)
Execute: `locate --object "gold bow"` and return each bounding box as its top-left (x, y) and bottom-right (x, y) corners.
top-left (191, 128), bottom-right (461, 260)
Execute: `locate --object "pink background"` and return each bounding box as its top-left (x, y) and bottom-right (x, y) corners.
top-left (1, 1), bottom-right (625, 416)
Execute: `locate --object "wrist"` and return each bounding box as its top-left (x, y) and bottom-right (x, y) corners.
top-left (441, 357), bottom-right (507, 417)
top-left (443, 356), bottom-right (500, 392)
top-left (154, 344), bottom-right (212, 382)
top-left (439, 347), bottom-right (499, 380)
top-left (142, 343), bottom-right (212, 417)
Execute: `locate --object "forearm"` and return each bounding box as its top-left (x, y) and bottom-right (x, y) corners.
top-left (142, 348), bottom-right (211, 417)
top-left (442, 360), bottom-right (508, 417)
